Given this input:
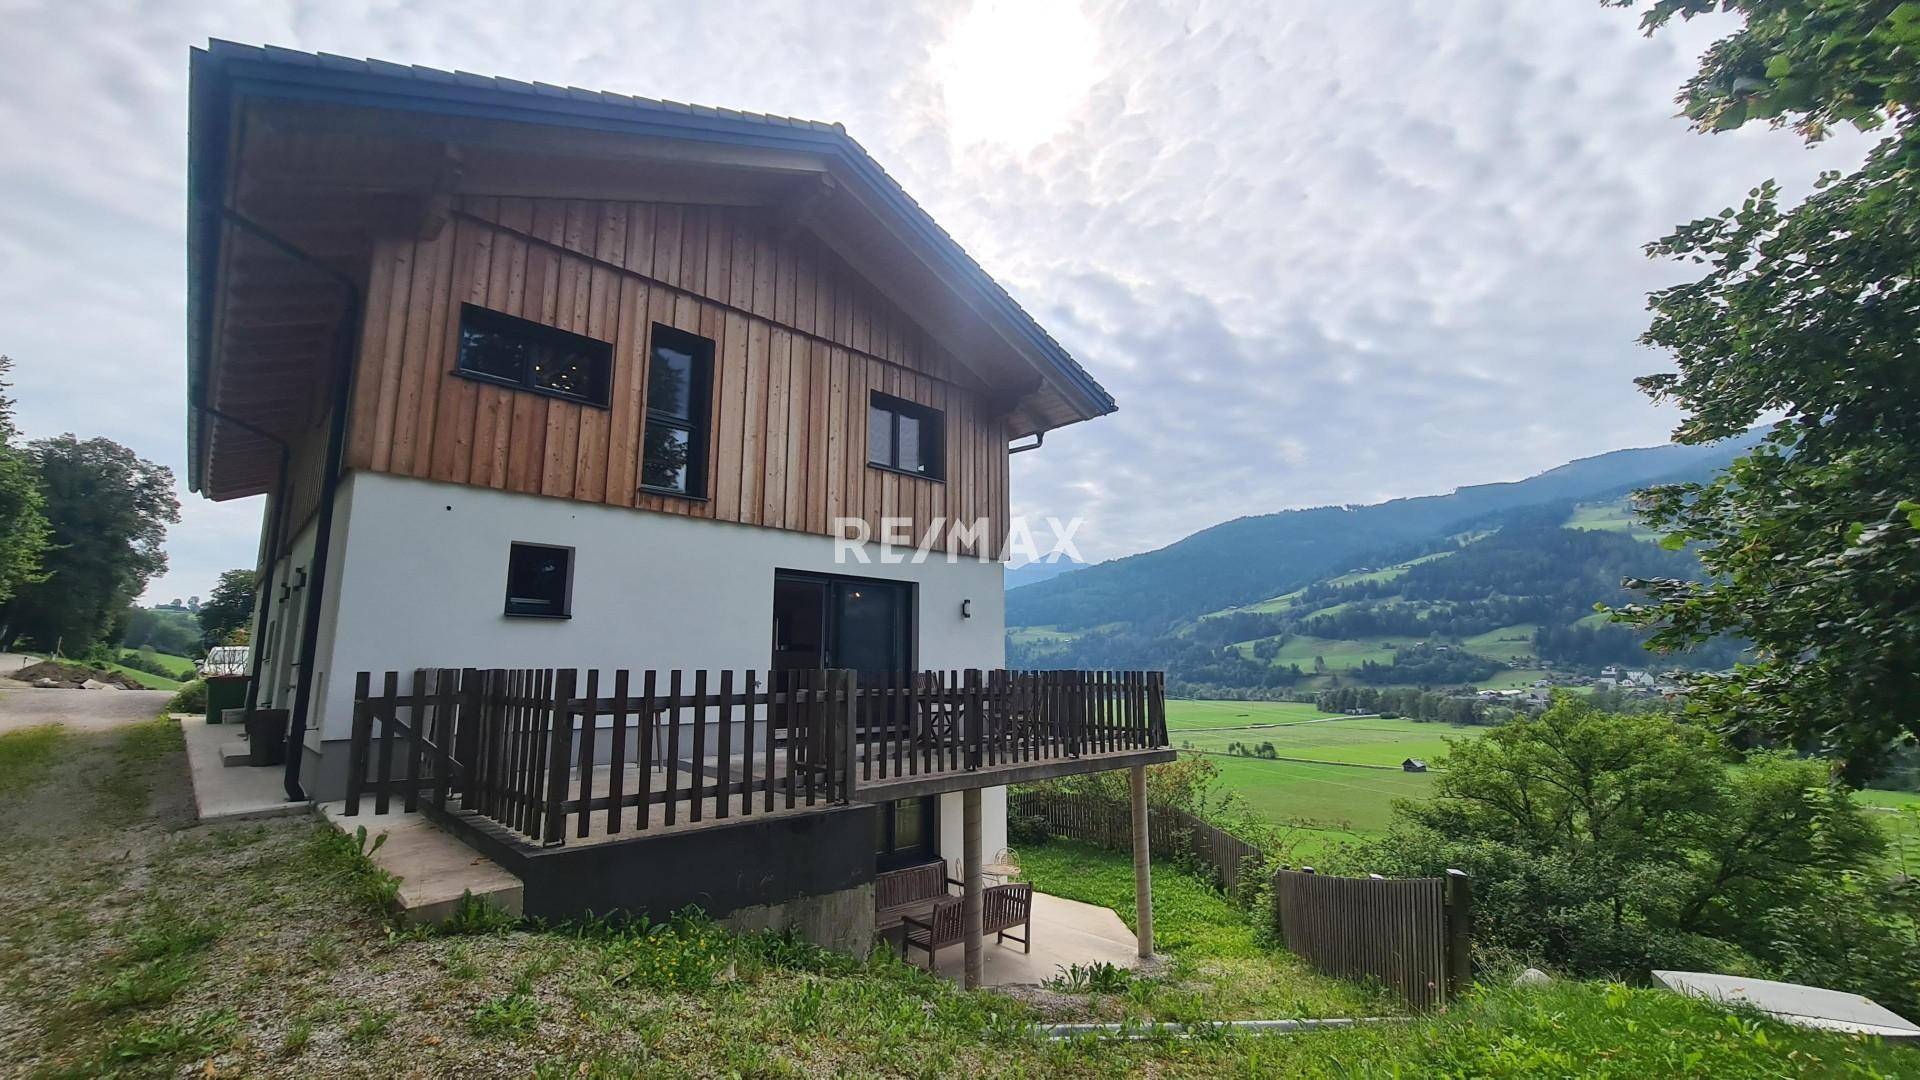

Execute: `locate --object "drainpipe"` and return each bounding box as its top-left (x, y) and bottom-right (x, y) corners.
top-left (1009, 432), bottom-right (1044, 454)
top-left (212, 208), bottom-right (361, 802)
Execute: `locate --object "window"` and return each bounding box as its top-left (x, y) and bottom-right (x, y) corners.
top-left (504, 543), bottom-right (572, 618)
top-left (867, 392), bottom-right (944, 479)
top-left (641, 325), bottom-right (714, 497)
top-left (456, 304), bottom-right (612, 407)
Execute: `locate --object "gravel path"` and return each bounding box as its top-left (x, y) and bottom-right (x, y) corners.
top-left (0, 684), bottom-right (173, 734)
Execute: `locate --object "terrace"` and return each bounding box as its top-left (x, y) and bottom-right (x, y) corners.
top-left (338, 666), bottom-right (1173, 987)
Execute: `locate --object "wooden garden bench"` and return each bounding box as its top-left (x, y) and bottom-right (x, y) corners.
top-left (874, 863), bottom-right (961, 932)
top-left (901, 882), bottom-right (1033, 966)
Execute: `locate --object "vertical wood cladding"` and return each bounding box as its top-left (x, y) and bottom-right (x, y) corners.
top-left (346, 198), bottom-right (1010, 558)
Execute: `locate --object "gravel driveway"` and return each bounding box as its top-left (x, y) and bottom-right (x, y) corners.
top-left (0, 684), bottom-right (174, 734)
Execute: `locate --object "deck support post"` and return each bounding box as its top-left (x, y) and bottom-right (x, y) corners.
top-left (963, 786), bottom-right (983, 989)
top-left (1131, 764), bottom-right (1154, 958)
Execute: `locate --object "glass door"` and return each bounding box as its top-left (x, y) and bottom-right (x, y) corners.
top-left (771, 571), bottom-right (913, 677)
top-left (875, 797), bottom-right (938, 870)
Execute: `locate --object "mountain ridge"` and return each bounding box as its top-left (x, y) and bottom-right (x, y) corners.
top-left (1008, 431), bottom-right (1764, 634)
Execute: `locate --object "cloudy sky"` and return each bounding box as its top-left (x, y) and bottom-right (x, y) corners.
top-left (0, 0), bottom-right (1869, 600)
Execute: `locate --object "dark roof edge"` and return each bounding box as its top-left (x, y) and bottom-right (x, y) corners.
top-left (185, 42), bottom-right (1115, 491)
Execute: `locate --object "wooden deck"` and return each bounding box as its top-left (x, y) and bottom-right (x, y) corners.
top-left (342, 667), bottom-right (1171, 850)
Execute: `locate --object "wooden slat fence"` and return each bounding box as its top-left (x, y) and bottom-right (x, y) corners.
top-left (1272, 868), bottom-right (1471, 1009)
top-left (344, 669), bottom-right (1169, 849)
top-left (1013, 791), bottom-right (1472, 1006)
top-left (1010, 791), bottom-right (1265, 896)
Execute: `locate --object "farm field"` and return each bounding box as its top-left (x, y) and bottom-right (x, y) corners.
top-left (1165, 701), bottom-right (1487, 859)
top-left (1177, 717), bottom-right (1483, 769)
top-left (1230, 634), bottom-right (1420, 671)
top-left (1476, 668), bottom-right (1548, 690)
top-left (1461, 623), bottom-right (1537, 661)
top-left (1163, 699), bottom-right (1342, 730)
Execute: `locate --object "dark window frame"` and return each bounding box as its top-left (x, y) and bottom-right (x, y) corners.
top-left (867, 391), bottom-right (946, 481)
top-left (454, 303), bottom-right (613, 409)
top-left (503, 542), bottom-right (574, 619)
top-left (639, 324), bottom-right (715, 500)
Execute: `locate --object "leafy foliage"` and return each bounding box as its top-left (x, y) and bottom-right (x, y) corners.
top-left (196, 568), bottom-right (256, 650)
top-left (1357, 694), bottom-right (1918, 1012)
top-left (0, 435), bottom-right (179, 655)
top-left (1607, 1), bottom-right (1920, 779)
top-left (0, 356), bottom-right (48, 608)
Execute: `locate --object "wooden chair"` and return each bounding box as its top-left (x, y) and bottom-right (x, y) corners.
top-left (900, 883), bottom-right (1034, 966)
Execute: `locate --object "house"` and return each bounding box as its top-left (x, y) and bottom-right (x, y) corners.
top-left (183, 42), bottom-right (1170, 983)
top-left (1402, 758), bottom-right (1428, 772)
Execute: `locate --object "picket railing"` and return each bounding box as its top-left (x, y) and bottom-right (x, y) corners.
top-left (342, 668), bottom-right (1168, 847)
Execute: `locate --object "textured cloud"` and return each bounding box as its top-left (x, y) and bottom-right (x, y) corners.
top-left (0, 0), bottom-right (1869, 599)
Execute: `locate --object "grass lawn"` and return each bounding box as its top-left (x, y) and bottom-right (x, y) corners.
top-left (1, 723), bottom-right (1907, 1076)
top-left (1017, 840), bottom-right (1394, 1019)
top-left (1856, 788), bottom-right (1920, 874)
top-left (101, 662), bottom-right (185, 691)
top-left (1461, 623), bottom-right (1538, 662)
top-left (1565, 499), bottom-right (1661, 542)
top-left (1163, 699), bottom-right (1343, 731)
top-left (1174, 717), bottom-right (1481, 769)
top-left (1202, 754), bottom-right (1435, 835)
top-left (1476, 668), bottom-right (1549, 690)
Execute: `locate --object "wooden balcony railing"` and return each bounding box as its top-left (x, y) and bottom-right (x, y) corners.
top-left (342, 668), bottom-right (1168, 847)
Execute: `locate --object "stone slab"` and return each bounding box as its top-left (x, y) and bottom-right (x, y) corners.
top-left (918, 891), bottom-right (1140, 988)
top-left (1654, 970), bottom-right (1920, 1038)
top-left (182, 718), bottom-right (306, 823)
top-left (319, 801), bottom-right (524, 925)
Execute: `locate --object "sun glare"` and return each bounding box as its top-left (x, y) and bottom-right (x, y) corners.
top-left (934, 0), bottom-right (1101, 152)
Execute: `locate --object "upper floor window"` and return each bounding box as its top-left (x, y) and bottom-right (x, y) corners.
top-left (868, 392), bottom-right (944, 480)
top-left (641, 325), bottom-right (714, 498)
top-left (456, 304), bottom-right (611, 407)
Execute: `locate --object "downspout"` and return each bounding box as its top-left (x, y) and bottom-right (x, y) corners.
top-left (214, 208), bottom-right (361, 802)
top-left (1009, 432), bottom-right (1044, 454)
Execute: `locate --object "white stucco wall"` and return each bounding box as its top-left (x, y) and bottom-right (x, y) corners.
top-left (304, 470), bottom-right (1009, 860)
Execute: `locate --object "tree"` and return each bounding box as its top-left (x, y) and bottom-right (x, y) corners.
top-left (0, 436), bottom-right (180, 654)
top-left (1607, 1), bottom-right (1920, 779)
top-left (0, 356), bottom-right (48, 610)
top-left (1362, 695), bottom-right (1904, 1005)
top-left (197, 569), bottom-right (257, 651)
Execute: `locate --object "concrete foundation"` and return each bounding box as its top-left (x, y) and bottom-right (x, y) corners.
top-left (722, 881), bottom-right (876, 957)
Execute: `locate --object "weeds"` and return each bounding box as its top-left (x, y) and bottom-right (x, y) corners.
top-left (438, 890), bottom-right (520, 935)
top-left (279, 1018), bottom-right (312, 1058)
top-left (470, 992), bottom-right (543, 1038)
top-left (103, 1008), bottom-right (237, 1065)
top-left (345, 1009), bottom-right (394, 1045)
top-left (306, 824), bottom-right (403, 920)
top-left (1048, 961), bottom-right (1133, 995)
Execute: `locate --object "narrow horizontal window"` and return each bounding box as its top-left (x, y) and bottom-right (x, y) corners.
top-left (640, 325), bottom-right (714, 498)
top-left (868, 391), bottom-right (945, 480)
top-left (455, 304), bottom-right (612, 408)
top-left (504, 542), bottom-right (572, 618)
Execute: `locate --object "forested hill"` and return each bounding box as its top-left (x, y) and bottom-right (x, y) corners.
top-left (1008, 432), bottom-right (1762, 634)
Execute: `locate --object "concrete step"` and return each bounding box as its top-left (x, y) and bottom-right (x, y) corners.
top-left (317, 801), bottom-right (525, 925)
top-left (219, 740), bottom-right (251, 767)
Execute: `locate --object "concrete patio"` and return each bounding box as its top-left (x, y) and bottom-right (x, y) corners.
top-left (918, 891), bottom-right (1141, 988)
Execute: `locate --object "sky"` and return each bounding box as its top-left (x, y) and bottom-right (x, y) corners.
top-left (0, 0), bottom-right (1872, 601)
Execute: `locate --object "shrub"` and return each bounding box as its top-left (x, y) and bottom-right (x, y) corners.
top-left (167, 679), bottom-right (207, 714)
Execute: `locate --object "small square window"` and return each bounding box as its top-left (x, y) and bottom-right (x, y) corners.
top-left (456, 304), bottom-right (612, 408)
top-left (867, 392), bottom-right (945, 480)
top-left (504, 543), bottom-right (572, 618)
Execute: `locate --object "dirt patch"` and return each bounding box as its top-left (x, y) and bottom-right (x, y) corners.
top-left (11, 660), bottom-right (145, 691)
